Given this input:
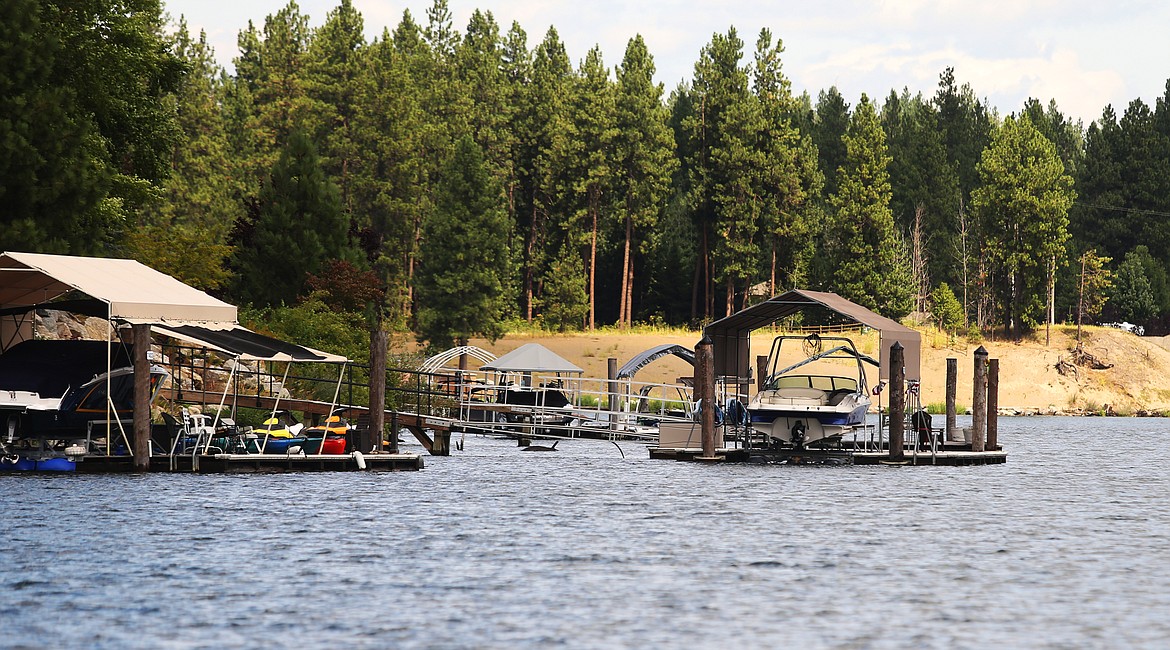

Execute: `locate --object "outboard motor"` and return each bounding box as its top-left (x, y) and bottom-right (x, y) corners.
top-left (791, 420), bottom-right (806, 448)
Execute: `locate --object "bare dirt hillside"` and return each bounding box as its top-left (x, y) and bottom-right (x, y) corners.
top-left (463, 325), bottom-right (1170, 415)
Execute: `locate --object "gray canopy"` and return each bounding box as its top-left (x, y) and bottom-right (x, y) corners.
top-left (479, 343), bottom-right (583, 374)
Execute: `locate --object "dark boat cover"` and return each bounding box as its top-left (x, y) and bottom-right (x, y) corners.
top-left (616, 344), bottom-right (695, 380)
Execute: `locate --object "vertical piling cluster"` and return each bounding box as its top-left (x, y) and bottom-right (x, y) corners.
top-left (891, 345), bottom-right (1000, 459)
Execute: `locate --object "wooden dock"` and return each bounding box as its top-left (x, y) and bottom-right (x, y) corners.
top-left (75, 451), bottom-right (424, 473)
top-left (649, 445), bottom-right (1006, 466)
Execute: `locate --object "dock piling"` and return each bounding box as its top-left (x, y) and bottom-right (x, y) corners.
top-left (945, 357), bottom-right (958, 442)
top-left (369, 326), bottom-right (387, 453)
top-left (132, 323), bottom-right (152, 472)
top-left (987, 358), bottom-right (1000, 451)
top-left (696, 336), bottom-right (717, 459)
top-left (972, 346), bottom-right (988, 453)
top-left (389, 410), bottom-right (399, 454)
top-left (888, 342), bottom-right (905, 461)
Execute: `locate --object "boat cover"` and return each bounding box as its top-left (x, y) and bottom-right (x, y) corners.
top-left (616, 344), bottom-right (695, 380)
top-left (150, 324), bottom-right (347, 363)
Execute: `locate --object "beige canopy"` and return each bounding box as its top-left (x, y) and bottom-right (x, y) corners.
top-left (0, 251), bottom-right (237, 323)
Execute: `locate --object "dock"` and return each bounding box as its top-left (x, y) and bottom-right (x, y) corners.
top-left (649, 444), bottom-right (1006, 466)
top-left (74, 452), bottom-right (423, 473)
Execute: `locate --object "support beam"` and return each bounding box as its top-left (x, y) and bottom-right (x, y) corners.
top-left (132, 323), bottom-right (152, 472)
top-left (756, 355), bottom-right (768, 394)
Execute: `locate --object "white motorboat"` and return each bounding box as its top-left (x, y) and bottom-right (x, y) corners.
top-left (747, 334), bottom-right (874, 448)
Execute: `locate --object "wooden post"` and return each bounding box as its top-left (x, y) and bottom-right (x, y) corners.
top-left (696, 335), bottom-right (717, 459)
top-left (607, 357), bottom-right (619, 432)
top-left (756, 354), bottom-right (769, 394)
top-left (987, 358), bottom-right (1000, 451)
top-left (888, 342), bottom-right (905, 461)
top-left (945, 358), bottom-right (958, 442)
top-left (432, 430), bottom-right (450, 456)
top-left (132, 324), bottom-right (152, 472)
top-left (389, 410), bottom-right (399, 454)
top-left (369, 326), bottom-right (387, 453)
top-left (972, 346), bottom-right (988, 452)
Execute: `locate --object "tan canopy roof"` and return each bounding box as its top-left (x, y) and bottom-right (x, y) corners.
top-left (0, 251), bottom-right (237, 323)
top-left (704, 289), bottom-right (922, 382)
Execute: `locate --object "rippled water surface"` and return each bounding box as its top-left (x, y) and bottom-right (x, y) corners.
top-left (2, 417), bottom-right (1169, 649)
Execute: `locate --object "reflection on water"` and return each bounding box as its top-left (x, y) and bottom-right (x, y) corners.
top-left (2, 417), bottom-right (1169, 648)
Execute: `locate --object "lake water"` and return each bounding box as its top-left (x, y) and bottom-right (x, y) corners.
top-left (2, 416), bottom-right (1168, 649)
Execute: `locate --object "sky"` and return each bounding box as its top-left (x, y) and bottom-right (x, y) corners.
top-left (163, 0), bottom-right (1170, 126)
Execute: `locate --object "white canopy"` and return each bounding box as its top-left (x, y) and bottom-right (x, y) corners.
top-left (0, 251), bottom-right (237, 323)
top-left (480, 343), bottom-right (583, 374)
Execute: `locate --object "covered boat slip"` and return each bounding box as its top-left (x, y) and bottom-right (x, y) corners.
top-left (0, 251), bottom-right (423, 472)
top-left (704, 289), bottom-right (922, 389)
top-left (650, 290), bottom-right (1007, 465)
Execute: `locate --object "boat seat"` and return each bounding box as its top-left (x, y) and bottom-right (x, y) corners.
top-left (761, 387), bottom-right (827, 405)
top-left (826, 389), bottom-right (855, 406)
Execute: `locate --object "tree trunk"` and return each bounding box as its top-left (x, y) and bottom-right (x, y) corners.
top-left (525, 203), bottom-right (538, 322)
top-left (589, 199), bottom-right (598, 331)
top-left (624, 216), bottom-right (635, 327)
top-left (770, 238), bottom-right (777, 297)
top-left (620, 213), bottom-right (631, 328)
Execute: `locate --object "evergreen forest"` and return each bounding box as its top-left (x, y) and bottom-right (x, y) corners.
top-left (4, 0), bottom-right (1170, 353)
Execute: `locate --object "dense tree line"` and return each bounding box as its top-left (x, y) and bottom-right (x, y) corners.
top-left (5, 0), bottom-right (1170, 348)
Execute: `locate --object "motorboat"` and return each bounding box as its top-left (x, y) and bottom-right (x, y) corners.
top-left (747, 334), bottom-right (874, 448)
top-left (0, 340), bottom-right (169, 470)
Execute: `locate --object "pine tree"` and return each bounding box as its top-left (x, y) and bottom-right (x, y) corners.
top-left (752, 28), bottom-right (822, 296)
top-left (683, 28), bottom-right (762, 318)
top-left (821, 94), bottom-right (912, 318)
top-left (613, 35), bottom-right (676, 326)
top-left (0, 0), bottom-right (182, 254)
top-left (234, 130), bottom-right (352, 307)
top-left (415, 136), bottom-right (510, 349)
top-left (564, 46), bottom-right (616, 330)
top-left (972, 115), bottom-right (1075, 337)
top-left (812, 87), bottom-right (850, 197)
top-left (934, 67), bottom-right (992, 204)
top-left (881, 89), bottom-right (961, 287)
top-left (515, 27), bottom-right (574, 322)
top-left (538, 245), bottom-right (589, 332)
top-left (128, 19), bottom-right (238, 290)
top-left (305, 0), bottom-right (367, 213)
top-left (351, 22), bottom-right (427, 324)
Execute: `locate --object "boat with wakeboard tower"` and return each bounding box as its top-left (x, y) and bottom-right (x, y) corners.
top-left (746, 333), bottom-right (875, 448)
